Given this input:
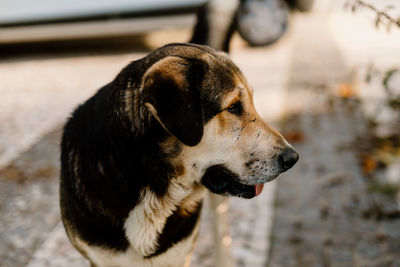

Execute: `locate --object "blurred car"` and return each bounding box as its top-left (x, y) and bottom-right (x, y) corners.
top-left (0, 0), bottom-right (314, 46)
top-left (0, 0), bottom-right (207, 43)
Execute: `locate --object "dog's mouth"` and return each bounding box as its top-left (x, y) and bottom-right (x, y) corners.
top-left (200, 164), bottom-right (266, 199)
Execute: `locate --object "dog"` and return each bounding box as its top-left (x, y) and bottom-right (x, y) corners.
top-left (60, 43), bottom-right (298, 267)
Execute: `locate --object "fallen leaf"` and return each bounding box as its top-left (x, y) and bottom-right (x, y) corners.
top-left (362, 155), bottom-right (378, 174)
top-left (0, 165), bottom-right (26, 182)
top-left (336, 83), bottom-right (357, 98)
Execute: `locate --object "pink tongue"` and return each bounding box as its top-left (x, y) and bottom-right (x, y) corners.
top-left (254, 184), bottom-right (264, 196)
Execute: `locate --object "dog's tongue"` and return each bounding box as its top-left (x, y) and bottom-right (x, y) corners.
top-left (254, 184), bottom-right (264, 196)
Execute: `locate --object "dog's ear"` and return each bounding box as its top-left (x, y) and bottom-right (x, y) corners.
top-left (142, 56), bottom-right (207, 146)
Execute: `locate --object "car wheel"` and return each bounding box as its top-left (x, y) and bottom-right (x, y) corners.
top-left (236, 0), bottom-right (290, 46)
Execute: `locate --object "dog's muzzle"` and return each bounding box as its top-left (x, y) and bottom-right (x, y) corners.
top-left (201, 147), bottom-right (298, 199)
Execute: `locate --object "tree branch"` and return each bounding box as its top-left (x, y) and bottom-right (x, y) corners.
top-left (345, 0), bottom-right (400, 31)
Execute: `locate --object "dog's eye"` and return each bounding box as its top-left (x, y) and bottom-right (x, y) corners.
top-left (227, 101), bottom-right (243, 116)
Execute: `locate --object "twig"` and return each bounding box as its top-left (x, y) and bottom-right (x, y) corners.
top-left (345, 0), bottom-right (400, 31)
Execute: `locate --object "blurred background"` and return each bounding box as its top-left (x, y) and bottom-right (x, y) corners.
top-left (0, 0), bottom-right (399, 266)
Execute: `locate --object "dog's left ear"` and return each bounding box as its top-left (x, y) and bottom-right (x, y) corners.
top-left (142, 56), bottom-right (207, 146)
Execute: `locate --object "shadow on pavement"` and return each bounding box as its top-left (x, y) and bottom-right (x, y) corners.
top-left (0, 35), bottom-right (153, 62)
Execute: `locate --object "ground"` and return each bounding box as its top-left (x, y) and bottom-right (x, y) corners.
top-left (0, 1), bottom-right (399, 266)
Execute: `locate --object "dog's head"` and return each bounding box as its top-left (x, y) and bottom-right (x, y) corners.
top-left (140, 44), bottom-right (298, 199)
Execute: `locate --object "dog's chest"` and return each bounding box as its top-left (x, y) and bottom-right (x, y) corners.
top-left (77, 226), bottom-right (199, 267)
top-left (80, 184), bottom-right (206, 267)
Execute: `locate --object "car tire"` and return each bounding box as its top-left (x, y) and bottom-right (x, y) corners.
top-left (236, 0), bottom-right (290, 46)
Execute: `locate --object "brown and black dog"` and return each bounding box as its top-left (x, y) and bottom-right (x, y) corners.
top-left (60, 43), bottom-right (298, 267)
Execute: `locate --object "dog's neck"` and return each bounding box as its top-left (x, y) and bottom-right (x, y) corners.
top-left (124, 178), bottom-right (206, 256)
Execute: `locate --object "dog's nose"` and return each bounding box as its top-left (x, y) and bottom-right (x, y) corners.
top-left (279, 147), bottom-right (299, 171)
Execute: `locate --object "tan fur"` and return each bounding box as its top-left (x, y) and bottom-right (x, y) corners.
top-left (117, 57), bottom-right (288, 266)
top-left (124, 86), bottom-right (134, 124)
top-left (124, 179), bottom-right (206, 257)
top-left (142, 56), bottom-right (189, 93)
top-left (63, 44), bottom-right (295, 267)
top-left (169, 78), bottom-right (292, 188)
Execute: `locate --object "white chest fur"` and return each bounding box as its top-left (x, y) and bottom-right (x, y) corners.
top-left (76, 224), bottom-right (200, 267)
top-left (76, 180), bottom-right (206, 267)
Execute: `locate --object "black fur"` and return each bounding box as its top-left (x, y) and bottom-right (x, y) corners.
top-left (147, 202), bottom-right (203, 258)
top-left (60, 44), bottom-right (212, 253)
top-left (201, 165), bottom-right (256, 199)
top-left (60, 43), bottom-right (242, 262)
top-left (60, 81), bottom-right (173, 250)
top-left (142, 58), bottom-right (207, 146)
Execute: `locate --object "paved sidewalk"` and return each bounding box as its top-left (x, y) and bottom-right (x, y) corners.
top-left (268, 6), bottom-right (400, 267)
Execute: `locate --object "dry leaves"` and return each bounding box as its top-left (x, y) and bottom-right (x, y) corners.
top-left (336, 83), bottom-right (358, 99)
top-left (362, 155), bottom-right (378, 174)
